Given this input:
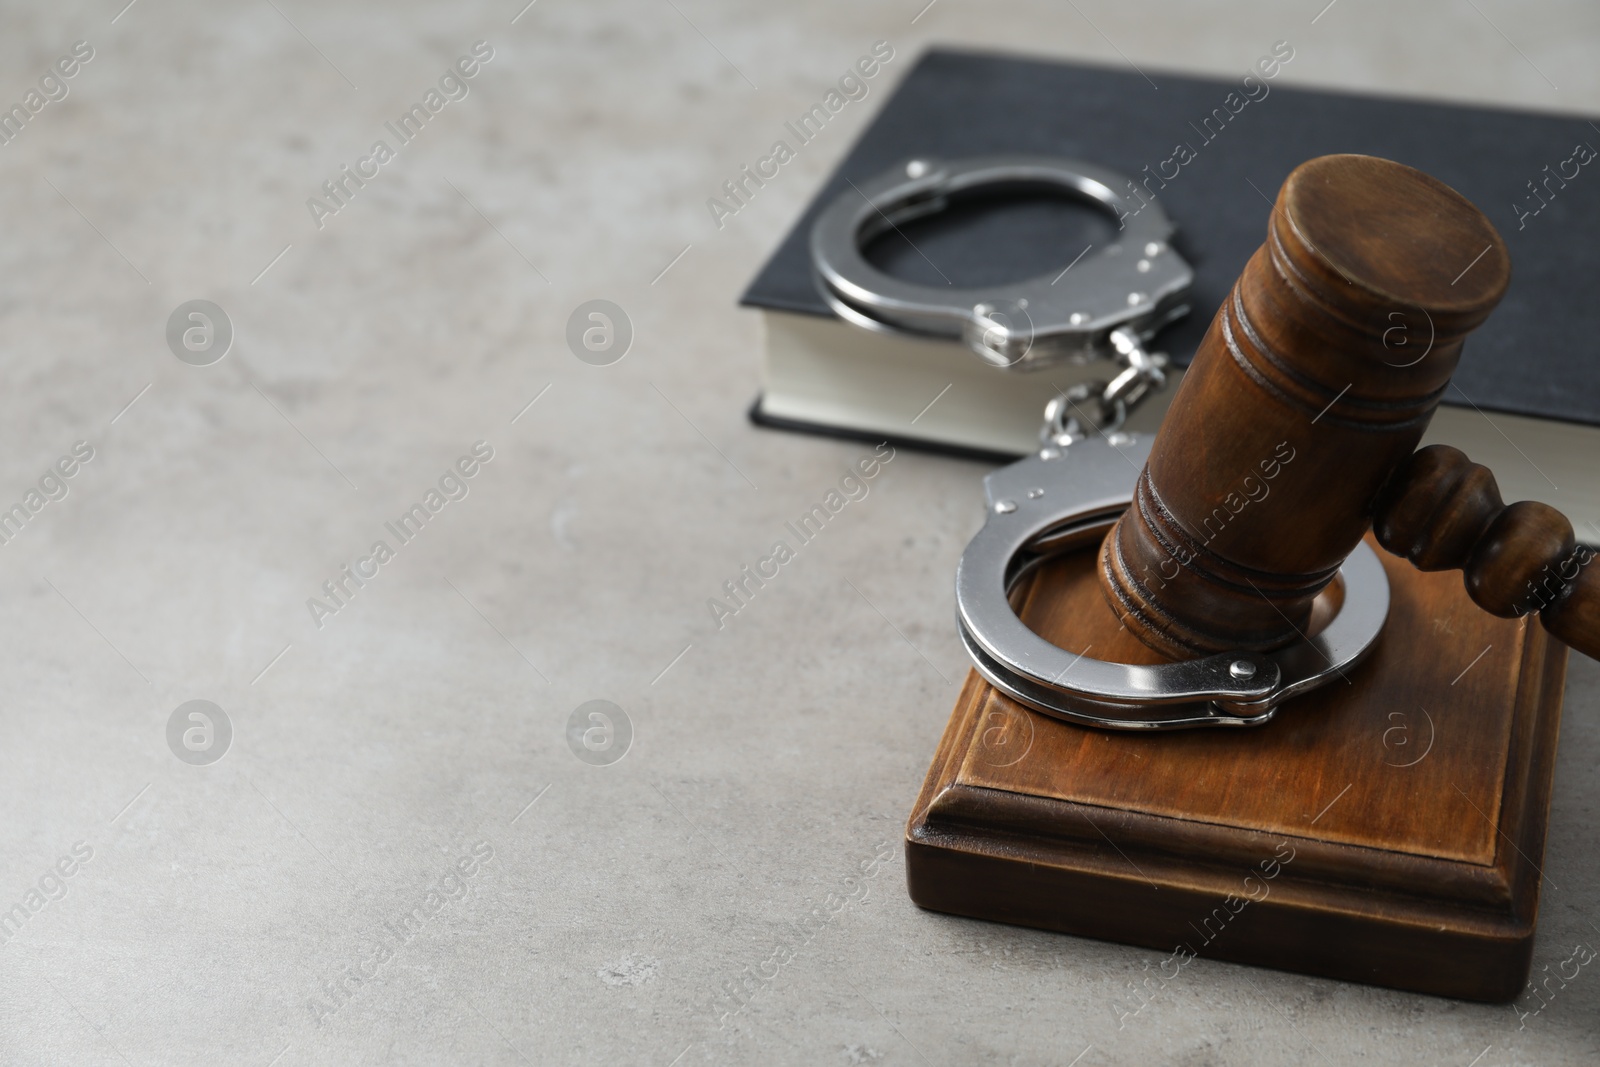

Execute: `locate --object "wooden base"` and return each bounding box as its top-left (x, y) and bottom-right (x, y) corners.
top-left (906, 536), bottom-right (1568, 1002)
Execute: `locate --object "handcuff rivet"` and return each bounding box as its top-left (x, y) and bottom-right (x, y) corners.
top-left (1229, 660), bottom-right (1258, 680)
top-left (1027, 488), bottom-right (1044, 499)
top-left (1137, 259), bottom-right (1152, 273)
top-left (1145, 242), bottom-right (1163, 257)
top-left (906, 159), bottom-right (930, 179)
top-left (995, 500), bottom-right (1018, 514)
top-left (1069, 312), bottom-right (1089, 326)
top-left (1127, 292), bottom-right (1147, 306)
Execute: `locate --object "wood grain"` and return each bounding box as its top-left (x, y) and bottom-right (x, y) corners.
top-left (1098, 155), bottom-right (1511, 656)
top-left (907, 534), bottom-right (1567, 1001)
top-left (1375, 443), bottom-right (1599, 659)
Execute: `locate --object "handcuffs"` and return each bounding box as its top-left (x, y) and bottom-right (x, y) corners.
top-left (810, 155), bottom-right (1390, 730)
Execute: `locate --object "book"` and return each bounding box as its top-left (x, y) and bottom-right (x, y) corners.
top-left (740, 49), bottom-right (1600, 539)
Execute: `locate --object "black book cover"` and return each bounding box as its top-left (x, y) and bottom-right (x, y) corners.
top-left (740, 48), bottom-right (1600, 428)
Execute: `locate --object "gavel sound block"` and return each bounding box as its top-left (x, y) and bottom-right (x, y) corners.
top-left (906, 155), bottom-right (1584, 1001)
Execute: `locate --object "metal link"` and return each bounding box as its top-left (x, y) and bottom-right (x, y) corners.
top-left (1104, 327), bottom-right (1169, 411)
top-left (1042, 385), bottom-right (1121, 447)
top-left (1040, 328), bottom-right (1170, 448)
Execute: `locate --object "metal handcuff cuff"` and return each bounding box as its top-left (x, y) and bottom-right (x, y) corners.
top-left (811, 155), bottom-right (1390, 730)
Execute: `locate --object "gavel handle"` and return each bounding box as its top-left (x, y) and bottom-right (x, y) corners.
top-left (1373, 445), bottom-right (1599, 660)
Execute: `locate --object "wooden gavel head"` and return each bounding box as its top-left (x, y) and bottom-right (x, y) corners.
top-left (1099, 153), bottom-right (1599, 662)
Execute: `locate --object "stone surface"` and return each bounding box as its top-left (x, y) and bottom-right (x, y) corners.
top-left (0, 1), bottom-right (1596, 1063)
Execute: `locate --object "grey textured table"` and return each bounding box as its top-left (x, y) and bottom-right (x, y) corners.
top-left (1, 1), bottom-right (1597, 1064)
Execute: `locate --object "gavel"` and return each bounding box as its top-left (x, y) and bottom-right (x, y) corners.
top-left (1098, 153), bottom-right (1599, 662)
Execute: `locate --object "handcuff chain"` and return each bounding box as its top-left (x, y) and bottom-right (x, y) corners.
top-left (1041, 327), bottom-right (1170, 448)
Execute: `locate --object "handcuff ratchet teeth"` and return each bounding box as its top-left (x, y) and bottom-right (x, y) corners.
top-left (809, 155), bottom-right (1195, 372)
